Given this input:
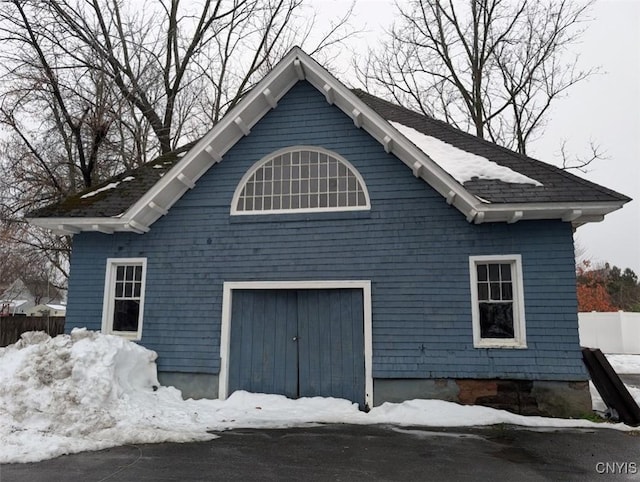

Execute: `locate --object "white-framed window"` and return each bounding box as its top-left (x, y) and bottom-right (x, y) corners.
top-left (231, 146), bottom-right (370, 214)
top-left (101, 258), bottom-right (147, 340)
top-left (469, 255), bottom-right (526, 348)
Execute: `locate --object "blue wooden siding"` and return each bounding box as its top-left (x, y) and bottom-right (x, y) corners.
top-left (65, 80), bottom-right (586, 381)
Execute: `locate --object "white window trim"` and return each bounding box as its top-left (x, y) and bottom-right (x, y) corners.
top-left (101, 257), bottom-right (147, 341)
top-left (230, 146), bottom-right (371, 215)
top-left (219, 280), bottom-right (373, 409)
top-left (469, 255), bottom-right (527, 349)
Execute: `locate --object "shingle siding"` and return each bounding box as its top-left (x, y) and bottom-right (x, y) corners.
top-left (65, 81), bottom-right (586, 381)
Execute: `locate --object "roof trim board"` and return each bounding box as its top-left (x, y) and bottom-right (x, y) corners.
top-left (27, 47), bottom-right (628, 235)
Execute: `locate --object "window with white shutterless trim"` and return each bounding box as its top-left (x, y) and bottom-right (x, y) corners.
top-left (469, 255), bottom-right (527, 349)
top-left (101, 258), bottom-right (147, 340)
top-left (231, 146), bottom-right (370, 214)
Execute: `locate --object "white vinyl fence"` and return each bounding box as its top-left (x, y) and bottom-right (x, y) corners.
top-left (579, 312), bottom-right (640, 354)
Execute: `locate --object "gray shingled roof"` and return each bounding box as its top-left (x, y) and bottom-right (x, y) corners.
top-left (30, 142), bottom-right (195, 218)
top-left (353, 89), bottom-right (630, 205)
top-left (30, 89), bottom-right (629, 221)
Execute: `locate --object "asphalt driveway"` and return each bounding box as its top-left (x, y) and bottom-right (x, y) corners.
top-left (2, 424), bottom-right (640, 481)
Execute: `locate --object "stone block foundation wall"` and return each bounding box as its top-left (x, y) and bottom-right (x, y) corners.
top-left (374, 379), bottom-right (592, 418)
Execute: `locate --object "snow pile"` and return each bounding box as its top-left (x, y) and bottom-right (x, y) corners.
top-left (0, 330), bottom-right (632, 465)
top-left (0, 329), bottom-right (218, 463)
top-left (389, 121), bottom-right (542, 186)
top-left (607, 354), bottom-right (640, 374)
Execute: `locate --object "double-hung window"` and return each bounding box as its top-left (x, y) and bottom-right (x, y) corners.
top-left (102, 258), bottom-right (147, 340)
top-left (469, 255), bottom-right (526, 348)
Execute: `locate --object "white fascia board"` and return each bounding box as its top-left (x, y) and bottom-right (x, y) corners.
top-left (26, 217), bottom-right (141, 235)
top-left (123, 49), bottom-right (303, 231)
top-left (476, 201), bottom-right (625, 225)
top-left (299, 53), bottom-right (480, 219)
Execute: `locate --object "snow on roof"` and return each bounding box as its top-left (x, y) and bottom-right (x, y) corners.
top-left (80, 176), bottom-right (135, 199)
top-left (389, 121), bottom-right (543, 186)
top-left (0, 300), bottom-right (28, 308)
top-left (0, 329), bottom-right (633, 464)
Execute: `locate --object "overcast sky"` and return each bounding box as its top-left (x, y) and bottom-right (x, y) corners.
top-left (315, 0), bottom-right (639, 273)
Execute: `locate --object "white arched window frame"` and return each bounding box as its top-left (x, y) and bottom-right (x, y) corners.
top-left (231, 146), bottom-right (371, 215)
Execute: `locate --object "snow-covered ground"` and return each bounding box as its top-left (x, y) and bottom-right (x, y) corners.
top-left (0, 330), bottom-right (637, 465)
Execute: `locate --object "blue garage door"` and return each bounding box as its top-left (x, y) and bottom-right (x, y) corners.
top-left (228, 288), bottom-right (365, 407)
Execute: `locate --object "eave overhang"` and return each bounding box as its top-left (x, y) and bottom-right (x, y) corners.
top-left (27, 47), bottom-right (629, 235)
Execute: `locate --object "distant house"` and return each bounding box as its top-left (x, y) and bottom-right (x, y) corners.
top-left (28, 48), bottom-right (630, 416)
top-left (25, 304), bottom-right (67, 317)
top-left (0, 278), bottom-right (64, 316)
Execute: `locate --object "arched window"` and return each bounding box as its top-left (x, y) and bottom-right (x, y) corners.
top-left (231, 147), bottom-right (370, 214)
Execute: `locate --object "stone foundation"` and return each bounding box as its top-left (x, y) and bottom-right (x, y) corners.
top-left (374, 378), bottom-right (592, 418)
top-left (158, 372), bottom-right (219, 400)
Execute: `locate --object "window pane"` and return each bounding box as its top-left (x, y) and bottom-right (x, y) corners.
top-left (116, 266), bottom-right (125, 281)
top-left (490, 282), bottom-right (501, 300)
top-left (124, 282), bottom-right (133, 298)
top-left (115, 282), bottom-right (124, 298)
top-left (319, 193), bottom-right (328, 207)
top-left (134, 266), bottom-right (142, 281)
top-left (478, 283), bottom-right (489, 301)
top-left (319, 162), bottom-right (328, 177)
top-left (476, 264), bottom-right (488, 282)
top-left (133, 283), bottom-right (141, 298)
top-left (113, 300), bottom-right (139, 332)
top-left (500, 263), bottom-right (512, 281)
top-left (502, 283), bottom-right (513, 301)
top-left (347, 192), bottom-right (357, 206)
top-left (479, 302), bottom-right (514, 339)
top-left (329, 160), bottom-right (338, 177)
top-left (488, 264), bottom-right (500, 281)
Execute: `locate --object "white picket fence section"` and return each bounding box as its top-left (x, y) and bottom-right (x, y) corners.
top-left (579, 312), bottom-right (640, 354)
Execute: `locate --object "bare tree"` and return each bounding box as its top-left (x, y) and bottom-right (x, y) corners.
top-left (357, 0), bottom-right (598, 162)
top-left (0, 0), bottom-right (356, 284)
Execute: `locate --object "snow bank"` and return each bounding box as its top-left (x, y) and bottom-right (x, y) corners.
top-left (0, 330), bottom-right (632, 464)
